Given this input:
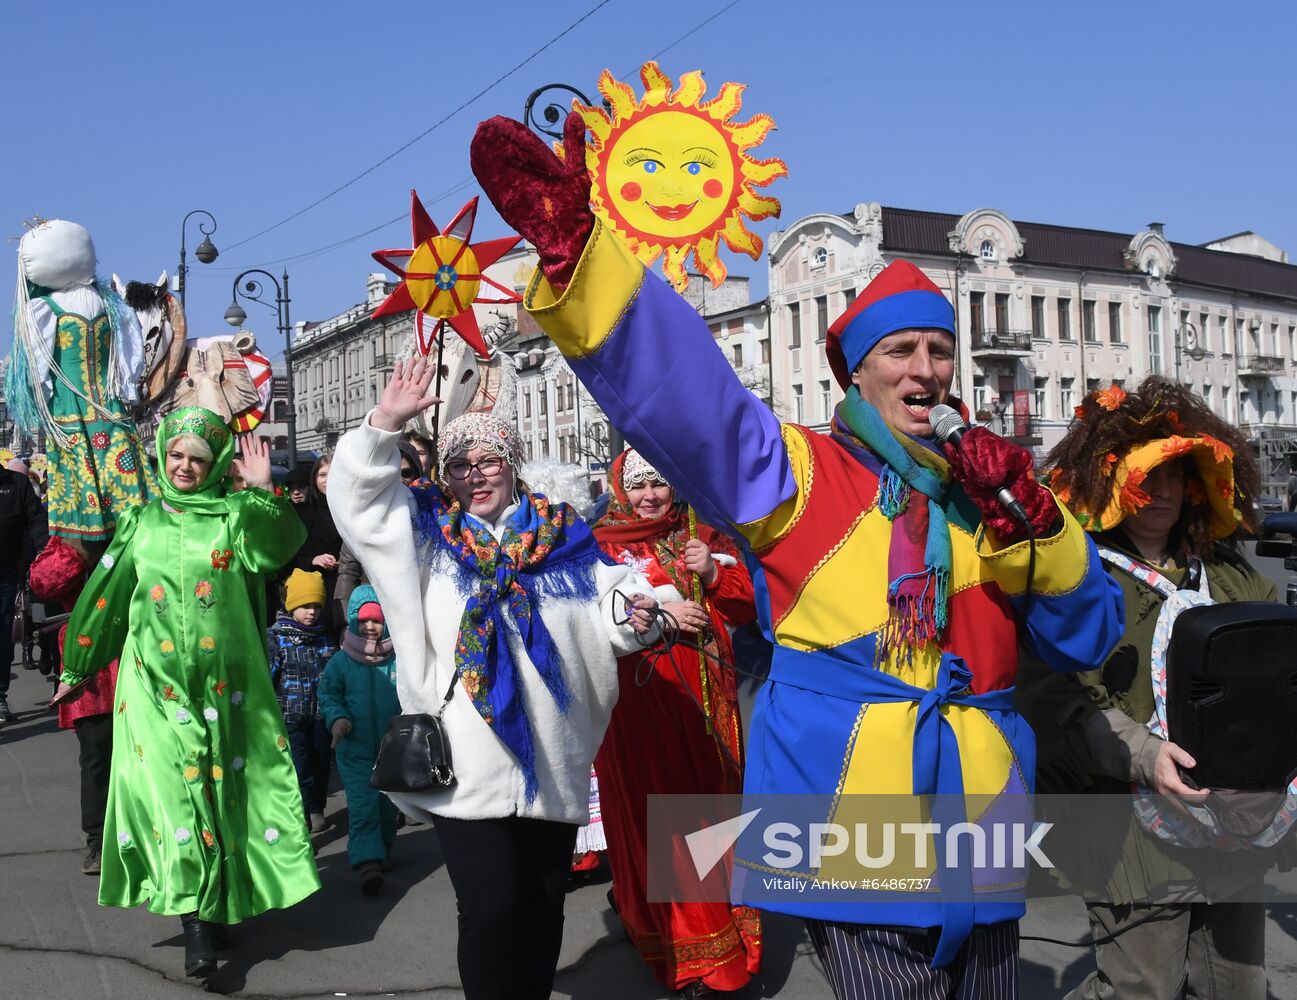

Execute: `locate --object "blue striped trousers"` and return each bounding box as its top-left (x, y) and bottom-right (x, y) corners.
top-left (805, 919), bottom-right (1020, 999)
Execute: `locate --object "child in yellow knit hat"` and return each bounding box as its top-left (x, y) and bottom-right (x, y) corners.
top-left (269, 569), bottom-right (338, 833)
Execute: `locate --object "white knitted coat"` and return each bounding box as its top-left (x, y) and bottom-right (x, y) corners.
top-left (328, 413), bottom-right (656, 824)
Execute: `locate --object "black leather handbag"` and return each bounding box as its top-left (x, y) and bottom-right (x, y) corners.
top-left (369, 674), bottom-right (457, 793)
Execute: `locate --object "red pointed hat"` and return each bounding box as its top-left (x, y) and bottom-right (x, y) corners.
top-left (825, 260), bottom-right (956, 389)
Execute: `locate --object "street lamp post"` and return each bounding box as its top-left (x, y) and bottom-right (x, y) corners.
top-left (523, 83), bottom-right (597, 139)
top-left (224, 269), bottom-right (297, 469)
top-left (1175, 322), bottom-right (1206, 384)
top-left (177, 210), bottom-right (219, 308)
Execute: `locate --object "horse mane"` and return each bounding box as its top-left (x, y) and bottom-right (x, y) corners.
top-left (123, 280), bottom-right (169, 312)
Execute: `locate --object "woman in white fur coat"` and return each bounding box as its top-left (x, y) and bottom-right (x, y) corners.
top-left (328, 358), bottom-right (658, 1000)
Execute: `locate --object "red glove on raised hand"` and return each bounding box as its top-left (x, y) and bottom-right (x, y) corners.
top-left (942, 426), bottom-right (1059, 543)
top-left (470, 112), bottom-right (595, 289)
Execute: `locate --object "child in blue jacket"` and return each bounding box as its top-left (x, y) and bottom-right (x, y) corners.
top-left (318, 584), bottom-right (401, 894)
top-left (268, 569), bottom-right (338, 833)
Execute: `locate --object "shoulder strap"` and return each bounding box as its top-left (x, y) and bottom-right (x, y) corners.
top-left (1095, 545), bottom-right (1179, 598)
top-left (433, 669), bottom-right (458, 719)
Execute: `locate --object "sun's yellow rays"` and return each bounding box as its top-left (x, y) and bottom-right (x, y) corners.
top-left (573, 60), bottom-right (787, 292)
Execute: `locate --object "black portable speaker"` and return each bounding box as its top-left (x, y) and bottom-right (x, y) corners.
top-left (1166, 601), bottom-right (1297, 792)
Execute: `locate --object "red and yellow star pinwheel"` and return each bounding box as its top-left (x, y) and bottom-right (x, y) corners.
top-left (371, 192), bottom-right (522, 358)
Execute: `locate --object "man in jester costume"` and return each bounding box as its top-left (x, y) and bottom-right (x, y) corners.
top-left (469, 111), bottom-right (1124, 996)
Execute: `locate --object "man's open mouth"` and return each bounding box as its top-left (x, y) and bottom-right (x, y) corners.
top-left (648, 201), bottom-right (697, 222)
top-left (902, 393), bottom-right (936, 414)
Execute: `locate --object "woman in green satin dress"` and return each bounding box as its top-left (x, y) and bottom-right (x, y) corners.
top-left (53, 407), bottom-right (321, 979)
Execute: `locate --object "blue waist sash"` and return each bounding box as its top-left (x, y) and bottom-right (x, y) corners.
top-left (764, 642), bottom-right (1019, 967)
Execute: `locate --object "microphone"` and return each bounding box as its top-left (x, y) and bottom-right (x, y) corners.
top-left (929, 404), bottom-right (1031, 528)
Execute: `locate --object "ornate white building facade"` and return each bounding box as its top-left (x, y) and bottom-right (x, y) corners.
top-left (290, 247), bottom-right (537, 452)
top-left (509, 271), bottom-right (764, 496)
top-left (768, 203), bottom-right (1297, 498)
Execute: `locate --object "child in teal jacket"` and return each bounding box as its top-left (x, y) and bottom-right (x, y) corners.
top-left (318, 585), bottom-right (401, 893)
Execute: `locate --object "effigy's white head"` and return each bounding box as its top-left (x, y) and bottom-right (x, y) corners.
top-left (19, 219), bottom-right (96, 290)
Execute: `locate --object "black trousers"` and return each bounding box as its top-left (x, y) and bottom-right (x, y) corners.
top-left (0, 569), bottom-right (19, 698)
top-left (74, 714), bottom-right (113, 846)
top-left (285, 715), bottom-right (332, 816)
top-left (431, 814), bottom-right (578, 1000)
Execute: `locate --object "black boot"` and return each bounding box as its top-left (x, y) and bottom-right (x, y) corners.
top-left (205, 921), bottom-right (232, 950)
top-left (180, 912), bottom-right (215, 978)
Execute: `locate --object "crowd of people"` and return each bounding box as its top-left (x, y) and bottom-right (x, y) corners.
top-left (1, 119), bottom-right (1292, 1000)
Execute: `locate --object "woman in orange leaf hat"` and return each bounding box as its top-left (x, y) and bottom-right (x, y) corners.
top-left (592, 448), bottom-right (761, 999)
top-left (1018, 374), bottom-right (1277, 1000)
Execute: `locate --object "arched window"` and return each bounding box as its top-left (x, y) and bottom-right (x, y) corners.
top-left (811, 247), bottom-right (828, 268)
top-left (980, 239), bottom-right (996, 260)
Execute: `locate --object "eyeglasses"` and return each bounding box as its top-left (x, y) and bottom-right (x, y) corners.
top-left (444, 456), bottom-right (506, 480)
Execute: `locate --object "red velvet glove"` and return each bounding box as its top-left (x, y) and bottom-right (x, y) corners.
top-left (470, 112), bottom-right (595, 289)
top-left (29, 537), bottom-right (89, 604)
top-left (942, 426), bottom-right (1059, 543)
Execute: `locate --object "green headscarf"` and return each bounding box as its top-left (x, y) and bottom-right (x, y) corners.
top-left (155, 407), bottom-right (236, 515)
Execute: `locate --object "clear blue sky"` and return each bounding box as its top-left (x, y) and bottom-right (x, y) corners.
top-left (3, 0), bottom-right (1294, 358)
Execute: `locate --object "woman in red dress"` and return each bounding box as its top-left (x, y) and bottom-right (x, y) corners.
top-left (593, 449), bottom-right (762, 998)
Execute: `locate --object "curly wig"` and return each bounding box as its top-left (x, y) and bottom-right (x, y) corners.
top-left (1045, 375), bottom-right (1260, 559)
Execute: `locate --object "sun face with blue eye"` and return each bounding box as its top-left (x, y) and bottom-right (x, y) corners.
top-left (605, 111), bottom-right (735, 236)
top-left (573, 61), bottom-right (787, 291)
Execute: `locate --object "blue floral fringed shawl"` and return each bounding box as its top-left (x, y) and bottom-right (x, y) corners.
top-left (411, 488), bottom-right (613, 801)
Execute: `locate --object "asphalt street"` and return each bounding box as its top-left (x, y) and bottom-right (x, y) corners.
top-left (3, 539), bottom-right (1296, 999)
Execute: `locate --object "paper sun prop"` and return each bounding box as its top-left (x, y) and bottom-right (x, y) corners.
top-left (570, 61), bottom-right (786, 292)
top-left (371, 192), bottom-right (521, 358)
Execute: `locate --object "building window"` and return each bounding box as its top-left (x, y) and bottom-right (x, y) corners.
top-left (732, 343), bottom-right (744, 368)
top-left (1108, 301), bottom-right (1123, 343)
top-left (524, 392), bottom-right (532, 419)
top-left (819, 380), bottom-right (832, 421)
top-left (789, 303), bottom-right (801, 349)
top-left (793, 385), bottom-right (804, 423)
top-left (811, 246), bottom-right (828, 268)
top-left (1271, 321), bottom-right (1280, 357)
top-left (994, 293), bottom-right (1009, 335)
top-left (539, 388), bottom-right (547, 417)
top-left (1060, 377), bottom-right (1075, 419)
top-left (969, 292), bottom-right (985, 337)
top-left (1148, 305), bottom-right (1163, 375)
top-left (1218, 316), bottom-right (1229, 355)
top-left (1083, 300), bottom-right (1098, 342)
top-left (980, 240), bottom-right (995, 260)
top-left (1221, 384), bottom-right (1231, 419)
top-left (1031, 296), bottom-right (1046, 339)
top-left (1034, 377), bottom-right (1049, 420)
top-left (1057, 298), bottom-right (1072, 341)
top-left (1203, 382), bottom-right (1214, 413)
top-left (1200, 311), bottom-right (1210, 351)
top-left (842, 288), bottom-right (857, 310)
top-left (816, 296), bottom-right (828, 343)
top-left (1290, 324), bottom-right (1296, 360)
top-left (760, 338), bottom-right (771, 365)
